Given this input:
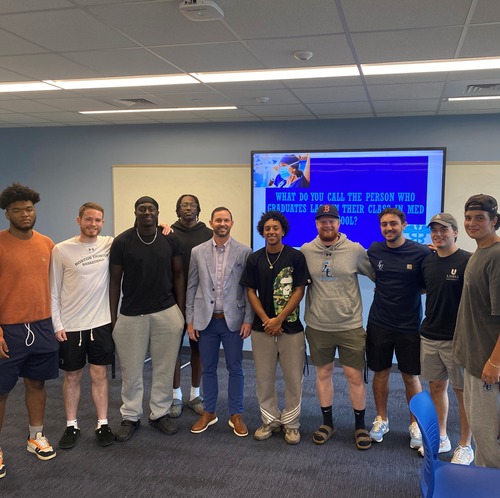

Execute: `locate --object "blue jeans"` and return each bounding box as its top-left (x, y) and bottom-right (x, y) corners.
top-left (198, 317), bottom-right (244, 415)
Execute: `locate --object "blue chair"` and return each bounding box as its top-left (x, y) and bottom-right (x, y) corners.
top-left (409, 391), bottom-right (499, 498)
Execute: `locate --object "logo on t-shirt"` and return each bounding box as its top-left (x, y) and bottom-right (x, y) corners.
top-left (377, 260), bottom-right (384, 271)
top-left (273, 266), bottom-right (298, 322)
top-left (446, 268), bottom-right (459, 281)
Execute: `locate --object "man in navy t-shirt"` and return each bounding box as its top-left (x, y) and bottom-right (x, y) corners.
top-left (366, 208), bottom-right (430, 450)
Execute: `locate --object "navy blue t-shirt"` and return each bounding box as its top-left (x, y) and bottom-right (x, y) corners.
top-left (368, 239), bottom-right (431, 334)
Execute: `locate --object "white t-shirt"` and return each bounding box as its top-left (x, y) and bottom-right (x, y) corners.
top-left (50, 235), bottom-right (113, 332)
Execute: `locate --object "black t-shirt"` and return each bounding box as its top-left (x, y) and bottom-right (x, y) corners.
top-left (420, 248), bottom-right (471, 341)
top-left (240, 245), bottom-right (311, 333)
top-left (109, 227), bottom-right (183, 316)
top-left (171, 221), bottom-right (212, 281)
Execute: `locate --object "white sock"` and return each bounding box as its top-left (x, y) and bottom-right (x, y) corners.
top-left (97, 419), bottom-right (108, 429)
top-left (190, 386), bottom-right (200, 401)
top-left (173, 387), bottom-right (183, 400)
top-left (67, 419), bottom-right (78, 429)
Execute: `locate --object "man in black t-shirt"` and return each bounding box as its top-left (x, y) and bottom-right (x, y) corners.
top-left (109, 196), bottom-right (185, 442)
top-left (420, 212), bottom-right (473, 465)
top-left (240, 211), bottom-right (311, 445)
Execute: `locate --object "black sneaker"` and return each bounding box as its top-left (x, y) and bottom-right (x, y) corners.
top-left (95, 424), bottom-right (115, 447)
top-left (59, 426), bottom-right (81, 449)
top-left (115, 419), bottom-right (140, 442)
top-left (148, 415), bottom-right (178, 435)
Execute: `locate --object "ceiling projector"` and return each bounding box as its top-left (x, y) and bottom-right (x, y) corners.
top-left (179, 0), bottom-right (224, 21)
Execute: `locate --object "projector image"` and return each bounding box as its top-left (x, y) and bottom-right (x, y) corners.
top-left (179, 0), bottom-right (224, 21)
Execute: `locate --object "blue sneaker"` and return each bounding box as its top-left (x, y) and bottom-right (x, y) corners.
top-left (370, 416), bottom-right (389, 443)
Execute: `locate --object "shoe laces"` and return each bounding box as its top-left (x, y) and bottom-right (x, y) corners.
top-left (32, 433), bottom-right (51, 449)
top-left (372, 418), bottom-right (387, 431)
top-left (454, 445), bottom-right (471, 460)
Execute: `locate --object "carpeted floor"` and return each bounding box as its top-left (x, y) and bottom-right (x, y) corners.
top-left (0, 352), bottom-right (461, 498)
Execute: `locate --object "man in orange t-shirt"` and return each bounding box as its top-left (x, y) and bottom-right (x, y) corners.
top-left (0, 183), bottom-right (59, 480)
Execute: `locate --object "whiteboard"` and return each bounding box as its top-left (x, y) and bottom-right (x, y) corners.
top-left (444, 162), bottom-right (500, 252)
top-left (112, 164), bottom-right (251, 245)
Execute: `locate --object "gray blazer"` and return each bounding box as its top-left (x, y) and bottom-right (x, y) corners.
top-left (185, 238), bottom-right (254, 332)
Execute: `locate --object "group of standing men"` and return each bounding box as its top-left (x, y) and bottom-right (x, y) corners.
top-left (0, 181), bottom-right (499, 482)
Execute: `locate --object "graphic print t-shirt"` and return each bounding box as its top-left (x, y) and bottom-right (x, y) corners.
top-left (240, 245), bottom-right (311, 334)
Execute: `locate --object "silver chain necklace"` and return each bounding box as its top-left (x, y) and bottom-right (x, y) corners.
top-left (266, 246), bottom-right (284, 269)
top-left (136, 228), bottom-right (157, 245)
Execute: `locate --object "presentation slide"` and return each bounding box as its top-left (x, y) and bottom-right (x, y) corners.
top-left (251, 148), bottom-right (446, 250)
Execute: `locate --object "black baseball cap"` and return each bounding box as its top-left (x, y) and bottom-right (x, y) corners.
top-left (315, 204), bottom-right (339, 219)
top-left (464, 194), bottom-right (498, 215)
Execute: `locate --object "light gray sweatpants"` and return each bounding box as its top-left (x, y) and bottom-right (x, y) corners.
top-left (113, 305), bottom-right (184, 421)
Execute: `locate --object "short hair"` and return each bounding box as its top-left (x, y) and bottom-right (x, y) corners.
top-left (378, 207), bottom-right (406, 224)
top-left (486, 211), bottom-right (500, 230)
top-left (79, 202), bottom-right (104, 219)
top-left (257, 210), bottom-right (289, 237)
top-left (176, 194), bottom-right (201, 218)
top-left (211, 206), bottom-right (232, 220)
top-left (0, 183), bottom-right (40, 210)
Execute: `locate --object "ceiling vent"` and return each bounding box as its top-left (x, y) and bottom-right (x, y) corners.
top-left (179, 0), bottom-right (224, 21)
top-left (115, 98), bottom-right (156, 107)
top-left (465, 83), bottom-right (500, 95)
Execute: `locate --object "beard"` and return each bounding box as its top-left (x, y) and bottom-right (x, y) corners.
top-left (11, 216), bottom-right (36, 232)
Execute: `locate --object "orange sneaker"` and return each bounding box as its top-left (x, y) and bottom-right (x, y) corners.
top-left (27, 432), bottom-right (56, 461)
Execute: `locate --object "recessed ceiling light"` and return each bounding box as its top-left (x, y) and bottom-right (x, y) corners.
top-left (362, 57), bottom-right (500, 75)
top-left (447, 95), bottom-right (500, 101)
top-left (0, 82), bottom-right (60, 93)
top-left (191, 66), bottom-right (359, 83)
top-left (79, 106), bottom-right (237, 115)
top-left (44, 74), bottom-right (198, 90)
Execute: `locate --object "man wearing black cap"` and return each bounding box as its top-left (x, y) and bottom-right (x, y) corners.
top-left (453, 194), bottom-right (500, 468)
top-left (419, 213), bottom-right (473, 464)
top-left (109, 196), bottom-right (185, 442)
top-left (300, 205), bottom-right (374, 449)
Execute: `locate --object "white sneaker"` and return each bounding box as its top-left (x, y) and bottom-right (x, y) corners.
top-left (409, 422), bottom-right (422, 449)
top-left (370, 416), bottom-right (389, 443)
top-left (439, 434), bottom-right (451, 453)
top-left (451, 445), bottom-right (474, 465)
top-left (417, 434), bottom-right (451, 457)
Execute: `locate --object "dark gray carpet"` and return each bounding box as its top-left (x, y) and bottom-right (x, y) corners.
top-left (1, 352), bottom-right (461, 498)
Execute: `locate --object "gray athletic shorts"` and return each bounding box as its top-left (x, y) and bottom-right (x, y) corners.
top-left (420, 336), bottom-right (464, 389)
top-left (306, 325), bottom-right (366, 370)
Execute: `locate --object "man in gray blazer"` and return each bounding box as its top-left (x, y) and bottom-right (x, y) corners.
top-left (186, 207), bottom-right (253, 437)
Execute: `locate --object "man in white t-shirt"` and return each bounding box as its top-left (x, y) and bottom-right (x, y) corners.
top-left (50, 202), bottom-right (115, 449)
